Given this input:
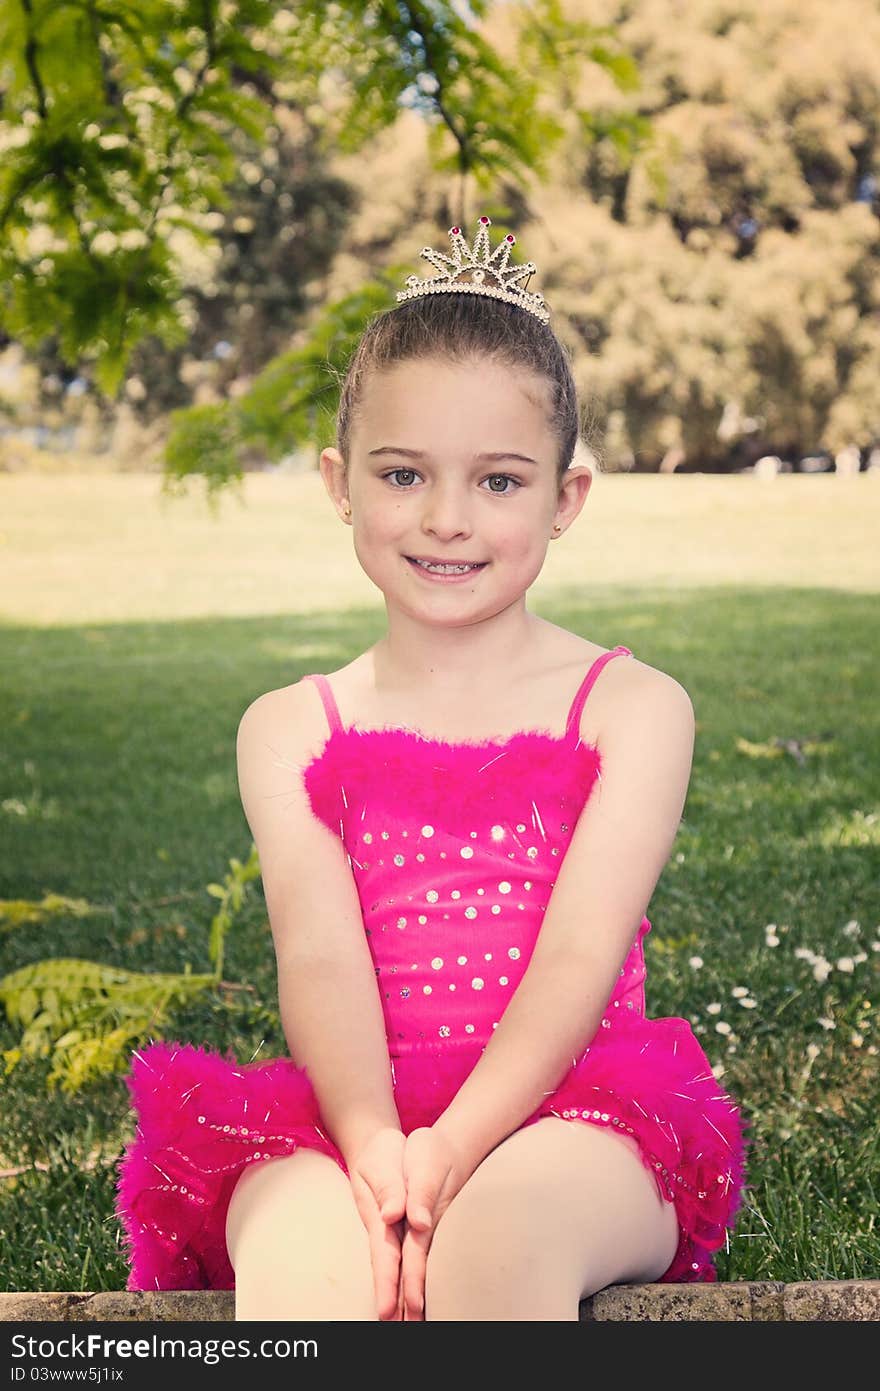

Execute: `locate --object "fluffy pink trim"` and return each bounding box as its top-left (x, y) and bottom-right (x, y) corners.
top-left (115, 1041), bottom-right (346, 1291)
top-left (303, 726), bottom-right (602, 835)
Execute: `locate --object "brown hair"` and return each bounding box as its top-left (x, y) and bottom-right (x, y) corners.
top-left (335, 293), bottom-right (595, 485)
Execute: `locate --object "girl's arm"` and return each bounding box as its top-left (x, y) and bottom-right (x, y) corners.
top-left (433, 667), bottom-right (696, 1173)
top-left (237, 684), bottom-right (401, 1164)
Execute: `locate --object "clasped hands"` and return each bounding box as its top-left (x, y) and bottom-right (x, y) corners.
top-left (348, 1124), bottom-right (475, 1321)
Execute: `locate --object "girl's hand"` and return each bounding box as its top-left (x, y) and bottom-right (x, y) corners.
top-left (346, 1126), bottom-right (410, 1320)
top-left (395, 1124), bottom-right (475, 1321)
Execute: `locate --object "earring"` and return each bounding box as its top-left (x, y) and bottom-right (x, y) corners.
top-left (552, 524), bottom-right (562, 535)
top-left (342, 502), bottom-right (351, 518)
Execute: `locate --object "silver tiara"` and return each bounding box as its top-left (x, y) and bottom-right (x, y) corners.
top-left (395, 215), bottom-right (549, 324)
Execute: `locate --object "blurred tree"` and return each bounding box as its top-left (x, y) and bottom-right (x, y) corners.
top-left (6, 1), bottom-right (876, 479)
top-left (502, 0), bottom-right (880, 469)
top-left (0, 0), bottom-right (630, 405)
top-left (122, 107), bottom-right (359, 424)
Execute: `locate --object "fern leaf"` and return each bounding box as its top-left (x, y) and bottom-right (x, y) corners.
top-left (0, 957), bottom-right (217, 1093)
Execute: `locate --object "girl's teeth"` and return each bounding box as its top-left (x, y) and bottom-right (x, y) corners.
top-left (416, 560), bottom-right (478, 573)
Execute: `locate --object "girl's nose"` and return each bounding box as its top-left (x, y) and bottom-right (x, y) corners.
top-left (419, 487), bottom-right (472, 538)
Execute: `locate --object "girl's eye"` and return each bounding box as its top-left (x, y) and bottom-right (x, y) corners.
top-left (382, 469), bottom-right (521, 494)
top-left (483, 474), bottom-right (521, 495)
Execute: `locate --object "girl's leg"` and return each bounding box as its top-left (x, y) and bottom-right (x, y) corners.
top-left (225, 1148), bottom-right (377, 1320)
top-left (424, 1117), bottom-right (680, 1321)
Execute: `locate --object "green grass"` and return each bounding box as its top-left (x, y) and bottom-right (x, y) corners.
top-left (0, 474), bottom-right (878, 1291)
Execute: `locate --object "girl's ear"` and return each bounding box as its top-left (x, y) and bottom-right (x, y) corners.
top-left (555, 464), bottom-right (592, 527)
top-left (320, 447), bottom-right (348, 513)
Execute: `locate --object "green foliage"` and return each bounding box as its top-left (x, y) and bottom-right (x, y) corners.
top-left (0, 956), bottom-right (215, 1093)
top-left (518, 0), bottom-right (645, 157)
top-left (0, 241), bottom-right (190, 398)
top-left (0, 843), bottom-right (262, 1092)
top-left (162, 276), bottom-right (401, 496)
top-left (1, 1), bottom-right (634, 396)
top-left (162, 402), bottom-right (248, 504)
top-left (235, 274), bottom-right (403, 453)
top-left (349, 0), bottom-right (566, 185)
top-left (206, 842), bottom-right (262, 983)
top-left (0, 1), bottom-right (281, 389)
top-left (0, 894), bottom-right (102, 933)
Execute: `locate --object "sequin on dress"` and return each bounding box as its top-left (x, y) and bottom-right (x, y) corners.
top-left (115, 646), bottom-right (748, 1291)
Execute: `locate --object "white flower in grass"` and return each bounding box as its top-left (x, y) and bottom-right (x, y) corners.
top-left (812, 959), bottom-right (833, 983)
top-left (711, 1061), bottom-right (726, 1079)
top-left (715, 1020), bottom-right (732, 1035)
top-left (801, 1042), bottom-right (822, 1082)
top-left (706, 1002), bottom-right (722, 1015)
top-left (842, 920), bottom-right (860, 937)
top-left (868, 1046), bottom-right (878, 1056)
top-left (794, 947), bottom-right (816, 961)
top-left (738, 997), bottom-right (758, 1008)
top-left (731, 986), bottom-right (749, 998)
top-left (765, 930), bottom-right (780, 947)
top-left (688, 956), bottom-right (704, 969)
top-left (836, 957), bottom-right (855, 973)
top-left (851, 1033), bottom-right (864, 1048)
top-left (817, 1016), bottom-right (836, 1030)
top-left (872, 941), bottom-right (880, 953)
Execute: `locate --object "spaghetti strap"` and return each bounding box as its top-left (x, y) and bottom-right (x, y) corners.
top-left (302, 673), bottom-right (345, 737)
top-left (565, 645), bottom-right (633, 742)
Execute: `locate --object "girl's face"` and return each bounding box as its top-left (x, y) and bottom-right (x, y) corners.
top-left (323, 354), bottom-right (591, 627)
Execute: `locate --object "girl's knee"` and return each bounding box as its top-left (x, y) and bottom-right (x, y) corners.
top-left (423, 1180), bottom-right (571, 1320)
top-left (225, 1147), bottom-right (358, 1269)
top-left (225, 1148), bottom-right (376, 1320)
top-left (422, 1119), bottom-right (682, 1314)
top-left (424, 1167), bottom-right (547, 1302)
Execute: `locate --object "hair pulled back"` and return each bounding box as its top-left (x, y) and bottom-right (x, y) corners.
top-left (335, 293), bottom-right (583, 484)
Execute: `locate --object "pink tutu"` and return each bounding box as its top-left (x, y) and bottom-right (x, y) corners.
top-left (116, 1022), bottom-right (747, 1290)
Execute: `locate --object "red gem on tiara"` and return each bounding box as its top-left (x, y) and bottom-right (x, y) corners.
top-left (506, 234), bottom-right (515, 243)
top-left (450, 226), bottom-right (460, 235)
top-left (479, 216), bottom-right (490, 225)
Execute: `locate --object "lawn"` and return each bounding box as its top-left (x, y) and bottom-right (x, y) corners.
top-left (0, 467), bottom-right (877, 1291)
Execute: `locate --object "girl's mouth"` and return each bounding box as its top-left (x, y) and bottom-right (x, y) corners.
top-left (405, 557), bottom-right (488, 582)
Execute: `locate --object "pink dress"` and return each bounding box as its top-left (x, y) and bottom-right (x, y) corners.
top-left (115, 645), bottom-right (748, 1291)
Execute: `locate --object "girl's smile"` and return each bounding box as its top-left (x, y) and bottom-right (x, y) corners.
top-left (405, 555), bottom-right (489, 582)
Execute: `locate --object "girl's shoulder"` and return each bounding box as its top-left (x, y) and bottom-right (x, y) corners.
top-left (236, 674), bottom-right (339, 772)
top-left (270, 629), bottom-right (688, 750)
top-left (567, 642), bottom-right (691, 752)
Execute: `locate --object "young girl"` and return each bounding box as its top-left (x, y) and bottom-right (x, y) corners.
top-left (116, 216), bottom-right (747, 1321)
